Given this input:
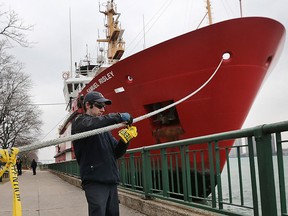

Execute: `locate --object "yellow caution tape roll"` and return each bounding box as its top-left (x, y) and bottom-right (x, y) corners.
top-left (0, 148), bottom-right (22, 216)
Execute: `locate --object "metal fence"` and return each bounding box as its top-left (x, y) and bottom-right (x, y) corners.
top-left (48, 120), bottom-right (288, 216)
top-left (49, 160), bottom-right (80, 177)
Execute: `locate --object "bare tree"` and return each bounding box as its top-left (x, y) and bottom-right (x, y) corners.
top-left (0, 54), bottom-right (42, 149)
top-left (0, 7), bottom-right (41, 150)
top-left (0, 8), bottom-right (33, 47)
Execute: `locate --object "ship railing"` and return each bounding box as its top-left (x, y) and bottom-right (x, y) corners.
top-left (47, 120), bottom-right (288, 216)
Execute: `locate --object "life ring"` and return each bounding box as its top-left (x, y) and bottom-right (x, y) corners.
top-left (62, 72), bottom-right (69, 80)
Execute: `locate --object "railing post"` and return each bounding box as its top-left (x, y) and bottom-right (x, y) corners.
top-left (254, 127), bottom-right (277, 216)
top-left (215, 141), bottom-right (223, 209)
top-left (129, 153), bottom-right (136, 190)
top-left (161, 149), bottom-right (169, 197)
top-left (119, 158), bottom-right (126, 185)
top-left (247, 136), bottom-right (259, 216)
top-left (142, 149), bottom-right (152, 199)
top-left (208, 141), bottom-right (216, 208)
top-left (180, 146), bottom-right (188, 201)
top-left (275, 132), bottom-right (287, 215)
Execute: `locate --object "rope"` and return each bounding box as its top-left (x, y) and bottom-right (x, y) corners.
top-left (18, 57), bottom-right (223, 153)
top-left (0, 58), bottom-right (223, 216)
top-left (134, 58), bottom-right (224, 123)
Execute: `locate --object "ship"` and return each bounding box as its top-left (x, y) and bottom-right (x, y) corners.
top-left (55, 0), bottom-right (285, 197)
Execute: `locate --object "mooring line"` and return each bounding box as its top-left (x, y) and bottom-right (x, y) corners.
top-left (0, 58), bottom-right (224, 216)
top-left (18, 58), bottom-right (224, 153)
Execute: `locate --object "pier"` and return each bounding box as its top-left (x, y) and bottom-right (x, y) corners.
top-left (0, 170), bottom-right (213, 216)
top-left (1, 120), bottom-right (288, 216)
top-left (48, 120), bottom-right (288, 216)
top-left (0, 170), bottom-right (145, 216)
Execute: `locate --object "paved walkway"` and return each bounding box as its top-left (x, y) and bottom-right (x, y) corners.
top-left (0, 170), bottom-right (146, 216)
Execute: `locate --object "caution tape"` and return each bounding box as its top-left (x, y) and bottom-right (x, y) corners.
top-left (0, 148), bottom-right (22, 216)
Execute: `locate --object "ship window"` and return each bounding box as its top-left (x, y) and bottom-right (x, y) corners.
top-left (145, 100), bottom-right (180, 126)
top-left (74, 83), bottom-right (79, 90)
top-left (67, 83), bottom-right (73, 94)
top-left (80, 83), bottom-right (84, 89)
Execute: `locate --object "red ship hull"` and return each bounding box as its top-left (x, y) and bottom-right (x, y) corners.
top-left (59, 16), bottom-right (285, 197)
top-left (77, 17), bottom-right (284, 159)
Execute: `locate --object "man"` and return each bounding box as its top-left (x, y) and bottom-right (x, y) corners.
top-left (71, 91), bottom-right (136, 216)
top-left (16, 158), bottom-right (22, 175)
top-left (31, 159), bottom-right (37, 175)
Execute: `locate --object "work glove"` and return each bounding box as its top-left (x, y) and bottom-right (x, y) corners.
top-left (120, 112), bottom-right (133, 125)
top-left (118, 126), bottom-right (138, 143)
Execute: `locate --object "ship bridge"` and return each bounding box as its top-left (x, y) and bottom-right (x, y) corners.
top-left (63, 77), bottom-right (91, 105)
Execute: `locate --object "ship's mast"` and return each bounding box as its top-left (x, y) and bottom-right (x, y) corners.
top-left (239, 0), bottom-right (243, 17)
top-left (206, 0), bottom-right (213, 25)
top-left (69, 8), bottom-right (73, 77)
top-left (98, 0), bottom-right (125, 63)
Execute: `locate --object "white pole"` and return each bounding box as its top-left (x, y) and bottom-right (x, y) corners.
top-left (69, 8), bottom-right (73, 77)
top-left (143, 14), bottom-right (146, 49)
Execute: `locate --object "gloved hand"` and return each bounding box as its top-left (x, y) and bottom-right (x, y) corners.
top-left (120, 112), bottom-right (133, 125)
top-left (118, 126), bottom-right (138, 143)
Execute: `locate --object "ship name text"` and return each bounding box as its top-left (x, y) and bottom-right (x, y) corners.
top-left (98, 71), bottom-right (114, 84)
top-left (86, 71), bottom-right (114, 92)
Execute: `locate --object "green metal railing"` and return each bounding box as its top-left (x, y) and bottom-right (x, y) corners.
top-left (49, 159), bottom-right (80, 177)
top-left (48, 120), bottom-right (288, 216)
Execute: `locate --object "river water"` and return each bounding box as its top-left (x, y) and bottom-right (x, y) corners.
top-left (218, 155), bottom-right (288, 215)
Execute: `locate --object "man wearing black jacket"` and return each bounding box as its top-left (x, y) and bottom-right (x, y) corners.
top-left (72, 91), bottom-right (136, 216)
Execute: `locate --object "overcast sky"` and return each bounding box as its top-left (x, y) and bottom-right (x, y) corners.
top-left (3, 0), bottom-right (288, 161)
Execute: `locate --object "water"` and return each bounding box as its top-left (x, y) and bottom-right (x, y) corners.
top-left (219, 155), bottom-right (288, 215)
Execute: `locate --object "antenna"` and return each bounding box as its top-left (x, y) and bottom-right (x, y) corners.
top-left (239, 0), bottom-right (243, 17)
top-left (69, 8), bottom-right (73, 77)
top-left (143, 14), bottom-right (146, 49)
top-left (97, 29), bottom-right (100, 57)
top-left (85, 44), bottom-right (89, 63)
top-left (86, 44), bottom-right (88, 57)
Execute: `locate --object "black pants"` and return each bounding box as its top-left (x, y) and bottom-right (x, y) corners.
top-left (32, 168), bottom-right (36, 175)
top-left (17, 167), bottom-right (22, 175)
top-left (83, 182), bottom-right (119, 216)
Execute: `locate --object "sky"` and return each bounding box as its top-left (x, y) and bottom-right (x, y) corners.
top-left (2, 0), bottom-right (288, 162)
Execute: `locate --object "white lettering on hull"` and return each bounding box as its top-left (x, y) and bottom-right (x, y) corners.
top-left (86, 71), bottom-right (114, 93)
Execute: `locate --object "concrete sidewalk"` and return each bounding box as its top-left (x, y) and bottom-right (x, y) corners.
top-left (0, 170), bottom-right (146, 216)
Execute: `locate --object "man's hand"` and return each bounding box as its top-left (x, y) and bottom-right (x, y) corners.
top-left (118, 126), bottom-right (138, 143)
top-left (120, 113), bottom-right (133, 125)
